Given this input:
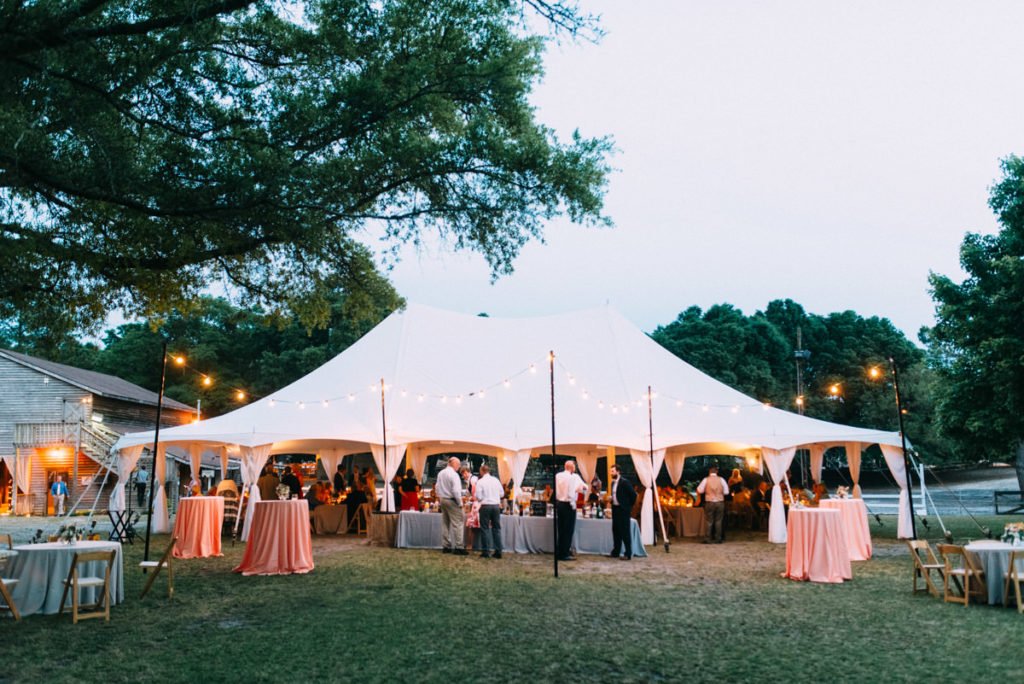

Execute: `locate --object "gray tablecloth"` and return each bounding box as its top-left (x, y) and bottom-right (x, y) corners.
top-left (966, 541), bottom-right (1020, 605)
top-left (7, 541), bottom-right (125, 616)
top-left (311, 505), bottom-right (348, 535)
top-left (396, 511), bottom-right (646, 557)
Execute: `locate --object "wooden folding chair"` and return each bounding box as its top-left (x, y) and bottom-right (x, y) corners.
top-left (347, 504), bottom-right (370, 535)
top-left (221, 492), bottom-right (240, 538)
top-left (0, 533), bottom-right (12, 550)
top-left (1004, 550), bottom-right (1024, 614)
top-left (0, 577), bottom-right (19, 621)
top-left (59, 549), bottom-right (116, 623)
top-left (938, 544), bottom-right (987, 607)
top-left (139, 537), bottom-right (177, 600)
top-left (907, 540), bottom-right (944, 597)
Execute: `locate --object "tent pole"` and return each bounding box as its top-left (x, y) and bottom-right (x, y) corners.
top-left (649, 386), bottom-right (670, 552)
top-left (380, 377), bottom-right (389, 512)
top-left (550, 351), bottom-right (558, 579)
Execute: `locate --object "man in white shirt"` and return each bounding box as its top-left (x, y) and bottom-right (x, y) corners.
top-left (434, 456), bottom-right (467, 555)
top-left (696, 465), bottom-right (729, 544)
top-left (474, 464), bottom-right (504, 559)
top-left (554, 461), bottom-right (588, 561)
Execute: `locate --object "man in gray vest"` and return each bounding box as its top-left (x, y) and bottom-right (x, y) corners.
top-left (697, 465), bottom-right (729, 543)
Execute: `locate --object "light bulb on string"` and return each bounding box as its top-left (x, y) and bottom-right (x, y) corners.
top-left (202, 376), bottom-right (212, 387)
top-left (322, 400), bottom-right (329, 408)
top-left (400, 390), bottom-right (408, 398)
top-left (173, 355), bottom-right (186, 366)
top-left (235, 390), bottom-right (246, 401)
top-left (582, 390), bottom-right (589, 400)
top-left (529, 364), bottom-right (536, 374)
top-left (441, 395), bottom-right (448, 404)
top-left (731, 405), bottom-right (739, 413)
top-left (298, 401), bottom-right (305, 410)
top-left (477, 391), bottom-right (485, 399)
top-left (503, 379), bottom-right (511, 389)
top-left (702, 404), bottom-right (709, 412)
top-left (347, 394), bottom-right (355, 402)
top-left (417, 394), bottom-right (425, 402)
top-left (268, 399), bottom-right (276, 408)
top-left (597, 401), bottom-right (604, 410)
top-left (675, 400), bottom-right (683, 408)
top-left (455, 395), bottom-right (463, 405)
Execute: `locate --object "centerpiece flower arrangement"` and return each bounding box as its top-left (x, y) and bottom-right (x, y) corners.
top-left (1001, 522), bottom-right (1024, 546)
top-left (836, 486), bottom-right (850, 499)
top-left (56, 522), bottom-right (88, 544)
top-left (275, 483), bottom-right (291, 500)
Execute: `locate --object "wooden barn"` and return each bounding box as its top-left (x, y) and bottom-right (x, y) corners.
top-left (0, 349), bottom-right (194, 516)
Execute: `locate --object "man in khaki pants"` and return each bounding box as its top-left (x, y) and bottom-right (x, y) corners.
top-left (697, 465), bottom-right (729, 543)
top-left (435, 457), bottom-right (467, 555)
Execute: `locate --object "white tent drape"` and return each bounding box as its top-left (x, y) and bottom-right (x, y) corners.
top-left (110, 445), bottom-right (144, 512)
top-left (371, 444), bottom-right (407, 512)
top-left (13, 450), bottom-right (31, 514)
top-left (576, 452), bottom-right (598, 487)
top-left (319, 449), bottom-right (343, 485)
top-left (809, 445), bottom-right (826, 484)
top-left (239, 444), bottom-right (272, 541)
top-left (188, 444), bottom-right (203, 485)
top-left (665, 452), bottom-right (685, 485)
top-left (846, 442), bottom-right (862, 497)
top-left (511, 450), bottom-right (531, 499)
top-left (630, 448), bottom-right (666, 545)
top-left (152, 445), bottom-right (170, 533)
top-left (762, 447), bottom-right (797, 544)
top-left (496, 450), bottom-right (513, 487)
top-left (219, 447), bottom-right (229, 481)
top-left (409, 445), bottom-right (429, 483)
top-left (880, 444), bottom-right (914, 539)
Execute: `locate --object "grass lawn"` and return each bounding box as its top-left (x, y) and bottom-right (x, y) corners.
top-left (2, 515), bottom-right (1023, 683)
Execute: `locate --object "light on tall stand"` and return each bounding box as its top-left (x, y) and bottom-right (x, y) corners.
top-left (869, 359), bottom-right (917, 540)
top-left (143, 341), bottom-right (175, 563)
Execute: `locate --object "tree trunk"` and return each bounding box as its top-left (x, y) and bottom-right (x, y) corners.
top-left (1016, 440), bottom-right (1024, 492)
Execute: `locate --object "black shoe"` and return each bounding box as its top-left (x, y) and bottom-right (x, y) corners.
top-left (479, 553), bottom-right (491, 558)
top-left (608, 554), bottom-right (620, 558)
top-left (557, 556), bottom-right (575, 561)
top-left (442, 547), bottom-right (452, 554)
top-left (494, 553), bottom-right (502, 559)
top-left (452, 549), bottom-right (468, 556)
top-left (701, 539), bottom-right (711, 544)
top-left (620, 555), bottom-right (631, 561)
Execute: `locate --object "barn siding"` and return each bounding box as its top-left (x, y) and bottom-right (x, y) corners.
top-left (0, 358), bottom-right (91, 458)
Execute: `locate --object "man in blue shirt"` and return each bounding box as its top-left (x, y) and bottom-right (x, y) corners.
top-left (50, 475), bottom-right (69, 516)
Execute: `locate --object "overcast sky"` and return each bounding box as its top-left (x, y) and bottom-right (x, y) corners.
top-left (368, 0), bottom-right (1022, 341)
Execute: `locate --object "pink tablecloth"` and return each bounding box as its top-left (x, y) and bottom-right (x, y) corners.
top-left (234, 500), bottom-right (314, 576)
top-left (784, 508), bottom-right (852, 583)
top-left (172, 496), bottom-right (224, 559)
top-left (819, 498), bottom-right (872, 561)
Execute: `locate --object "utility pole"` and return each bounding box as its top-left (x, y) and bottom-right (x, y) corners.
top-left (794, 326), bottom-right (811, 484)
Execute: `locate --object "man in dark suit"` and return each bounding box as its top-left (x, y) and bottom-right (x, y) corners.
top-left (609, 464), bottom-right (637, 560)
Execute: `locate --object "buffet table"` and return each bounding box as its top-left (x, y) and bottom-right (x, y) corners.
top-left (819, 498), bottom-right (872, 561)
top-left (664, 506), bottom-right (705, 537)
top-left (7, 541), bottom-right (124, 616)
top-left (173, 496), bottom-right (224, 559)
top-left (234, 500), bottom-right (314, 576)
top-left (395, 511), bottom-right (647, 557)
top-left (311, 504), bottom-right (348, 535)
top-left (783, 508), bottom-right (852, 583)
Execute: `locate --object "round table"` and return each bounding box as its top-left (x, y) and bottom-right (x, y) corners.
top-left (784, 508), bottom-right (852, 583)
top-left (173, 496), bottom-right (225, 559)
top-left (234, 500), bottom-right (314, 576)
top-left (6, 541), bottom-right (124, 616)
top-left (965, 540), bottom-right (1019, 605)
top-left (819, 498), bottom-right (872, 561)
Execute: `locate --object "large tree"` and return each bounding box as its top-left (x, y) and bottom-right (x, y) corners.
top-left (0, 0), bottom-right (611, 337)
top-left (927, 155), bottom-right (1024, 489)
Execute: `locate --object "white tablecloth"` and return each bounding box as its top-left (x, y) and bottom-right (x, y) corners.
top-left (395, 511), bottom-right (647, 557)
top-left (7, 541), bottom-right (124, 616)
top-left (966, 540), bottom-right (1020, 605)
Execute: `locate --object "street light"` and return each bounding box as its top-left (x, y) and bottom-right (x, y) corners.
top-left (868, 358), bottom-right (917, 539)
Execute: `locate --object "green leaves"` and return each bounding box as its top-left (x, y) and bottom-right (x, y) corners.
top-left (0, 0), bottom-right (612, 337)
top-left (928, 159), bottom-right (1024, 466)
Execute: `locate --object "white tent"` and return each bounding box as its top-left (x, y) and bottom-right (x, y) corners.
top-left (114, 304), bottom-right (913, 542)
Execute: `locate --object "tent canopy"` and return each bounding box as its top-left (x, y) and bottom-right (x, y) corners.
top-left (113, 303), bottom-right (904, 456)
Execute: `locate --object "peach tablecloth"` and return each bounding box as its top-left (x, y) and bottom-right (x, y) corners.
top-left (172, 496), bottom-right (224, 559)
top-left (819, 498), bottom-right (872, 561)
top-left (784, 508), bottom-right (852, 583)
top-left (234, 500), bottom-right (314, 576)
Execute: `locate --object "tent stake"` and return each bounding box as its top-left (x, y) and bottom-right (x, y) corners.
top-left (649, 386), bottom-right (670, 553)
top-left (550, 351), bottom-right (558, 579)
